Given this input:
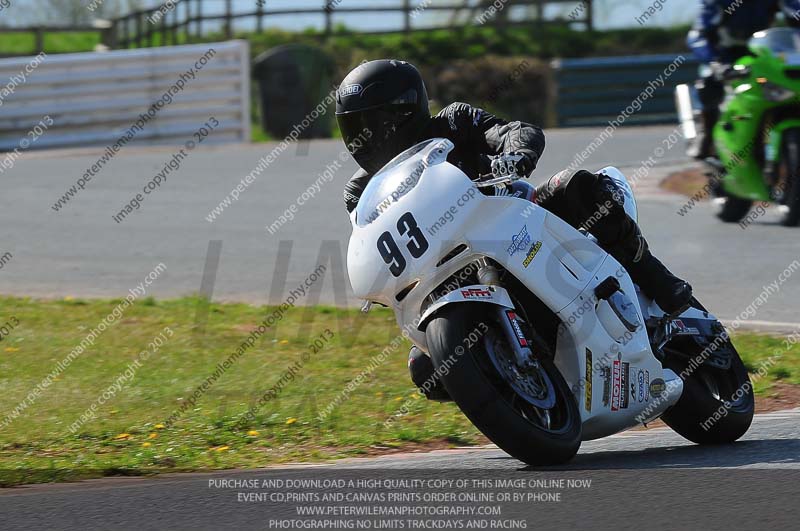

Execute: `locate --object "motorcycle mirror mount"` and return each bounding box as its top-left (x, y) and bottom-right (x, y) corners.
top-left (722, 64), bottom-right (752, 81)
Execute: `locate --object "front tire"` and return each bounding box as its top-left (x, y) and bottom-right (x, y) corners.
top-left (777, 129), bottom-right (800, 227)
top-left (714, 196), bottom-right (752, 223)
top-left (425, 304), bottom-right (581, 465)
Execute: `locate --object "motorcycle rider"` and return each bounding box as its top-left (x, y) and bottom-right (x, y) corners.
top-left (688, 0), bottom-right (800, 159)
top-left (335, 60), bottom-right (692, 399)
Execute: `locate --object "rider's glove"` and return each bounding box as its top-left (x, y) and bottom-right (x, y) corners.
top-left (490, 152), bottom-right (531, 179)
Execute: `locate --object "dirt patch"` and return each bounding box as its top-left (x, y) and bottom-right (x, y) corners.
top-left (660, 165), bottom-right (709, 198)
top-left (756, 382), bottom-right (800, 413)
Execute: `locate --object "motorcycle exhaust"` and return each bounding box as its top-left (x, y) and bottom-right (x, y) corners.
top-left (675, 84), bottom-right (701, 142)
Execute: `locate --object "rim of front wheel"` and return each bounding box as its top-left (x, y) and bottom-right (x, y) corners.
top-left (479, 326), bottom-right (574, 435)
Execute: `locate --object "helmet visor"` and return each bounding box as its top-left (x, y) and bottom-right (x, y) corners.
top-left (337, 104), bottom-right (420, 174)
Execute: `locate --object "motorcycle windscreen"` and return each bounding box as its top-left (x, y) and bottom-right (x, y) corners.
top-left (750, 28), bottom-right (800, 63)
top-left (354, 139), bottom-right (440, 227)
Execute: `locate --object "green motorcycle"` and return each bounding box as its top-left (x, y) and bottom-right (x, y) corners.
top-left (676, 27), bottom-right (800, 226)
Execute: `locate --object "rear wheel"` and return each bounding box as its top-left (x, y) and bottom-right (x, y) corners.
top-left (661, 340), bottom-right (754, 444)
top-left (775, 129), bottom-right (800, 227)
top-left (425, 304), bottom-right (581, 465)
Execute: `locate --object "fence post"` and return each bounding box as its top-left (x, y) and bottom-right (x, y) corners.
top-left (146, 10), bottom-right (155, 47)
top-left (184, 0), bottom-right (191, 44)
top-left (196, 0), bottom-right (202, 39)
top-left (136, 10), bottom-right (144, 48)
top-left (170, 5), bottom-right (178, 45)
top-left (103, 19), bottom-right (119, 49)
top-left (324, 1), bottom-right (332, 36)
top-left (225, 0), bottom-right (233, 39)
top-left (34, 27), bottom-right (44, 54)
top-left (257, 0), bottom-right (265, 33)
top-left (587, 0), bottom-right (594, 31)
top-left (160, 5), bottom-right (168, 46)
top-left (121, 16), bottom-right (129, 48)
top-left (403, 0), bottom-right (411, 33)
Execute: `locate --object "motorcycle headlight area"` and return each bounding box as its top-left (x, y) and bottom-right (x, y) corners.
top-left (760, 80), bottom-right (796, 102)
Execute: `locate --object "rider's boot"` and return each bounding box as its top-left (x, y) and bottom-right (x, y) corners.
top-left (689, 108), bottom-right (718, 160)
top-left (585, 172), bottom-right (694, 316)
top-left (408, 347), bottom-right (452, 401)
top-left (609, 220), bottom-right (693, 316)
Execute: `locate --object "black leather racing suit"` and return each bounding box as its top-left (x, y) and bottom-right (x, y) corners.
top-left (342, 102), bottom-right (640, 263)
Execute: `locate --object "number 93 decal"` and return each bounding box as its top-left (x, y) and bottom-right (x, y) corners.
top-left (377, 212), bottom-right (429, 277)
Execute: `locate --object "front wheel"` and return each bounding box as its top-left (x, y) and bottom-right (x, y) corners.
top-left (713, 197), bottom-right (752, 223)
top-left (425, 304), bottom-right (581, 465)
top-left (776, 129), bottom-right (800, 226)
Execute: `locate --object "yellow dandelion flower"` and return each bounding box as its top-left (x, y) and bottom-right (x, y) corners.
top-left (4, 347), bottom-right (19, 352)
top-left (148, 433), bottom-right (158, 439)
top-left (154, 423), bottom-right (165, 429)
top-left (247, 430), bottom-right (259, 436)
top-left (375, 392), bottom-right (384, 397)
top-left (394, 397), bottom-right (403, 401)
top-left (113, 433), bottom-right (131, 440)
top-left (215, 445), bottom-right (229, 452)
top-left (280, 340), bottom-right (289, 344)
top-left (142, 442), bottom-right (151, 448)
top-left (285, 417), bottom-right (297, 425)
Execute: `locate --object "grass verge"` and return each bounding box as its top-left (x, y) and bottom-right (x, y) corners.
top-left (0, 296), bottom-right (797, 486)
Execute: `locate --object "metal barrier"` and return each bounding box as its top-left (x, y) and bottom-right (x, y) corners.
top-left (0, 40), bottom-right (250, 152)
top-left (553, 54), bottom-right (700, 127)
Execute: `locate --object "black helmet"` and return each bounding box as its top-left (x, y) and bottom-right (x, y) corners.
top-left (336, 60), bottom-right (430, 174)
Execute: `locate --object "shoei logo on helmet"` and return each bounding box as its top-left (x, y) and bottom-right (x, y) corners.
top-left (339, 84), bottom-right (363, 97)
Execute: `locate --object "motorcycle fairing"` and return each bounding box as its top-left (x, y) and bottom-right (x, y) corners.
top-left (347, 139), bottom-right (682, 440)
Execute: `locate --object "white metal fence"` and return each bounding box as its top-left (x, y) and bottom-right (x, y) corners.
top-left (0, 40), bottom-right (250, 152)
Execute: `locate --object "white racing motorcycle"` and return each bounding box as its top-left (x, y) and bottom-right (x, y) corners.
top-left (347, 138), bottom-right (754, 465)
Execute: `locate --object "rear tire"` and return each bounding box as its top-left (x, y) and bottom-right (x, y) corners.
top-left (425, 304), bottom-right (581, 465)
top-left (714, 197), bottom-right (752, 223)
top-left (661, 343), bottom-right (754, 445)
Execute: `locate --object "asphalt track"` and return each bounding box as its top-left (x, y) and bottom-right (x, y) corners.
top-left (2, 125), bottom-right (800, 326)
top-left (1, 409), bottom-right (798, 530)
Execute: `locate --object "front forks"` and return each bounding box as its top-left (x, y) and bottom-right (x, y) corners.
top-left (476, 258), bottom-right (536, 369)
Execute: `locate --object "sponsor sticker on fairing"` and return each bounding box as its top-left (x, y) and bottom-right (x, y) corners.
top-left (522, 241), bottom-right (542, 268)
top-left (637, 369), bottom-right (649, 403)
top-left (621, 362), bottom-right (630, 409)
top-left (585, 349), bottom-right (593, 413)
top-left (460, 287), bottom-right (492, 299)
top-left (650, 378), bottom-right (667, 398)
top-left (602, 366), bottom-right (612, 407)
top-left (507, 225), bottom-right (530, 256)
top-left (611, 360), bottom-right (622, 411)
